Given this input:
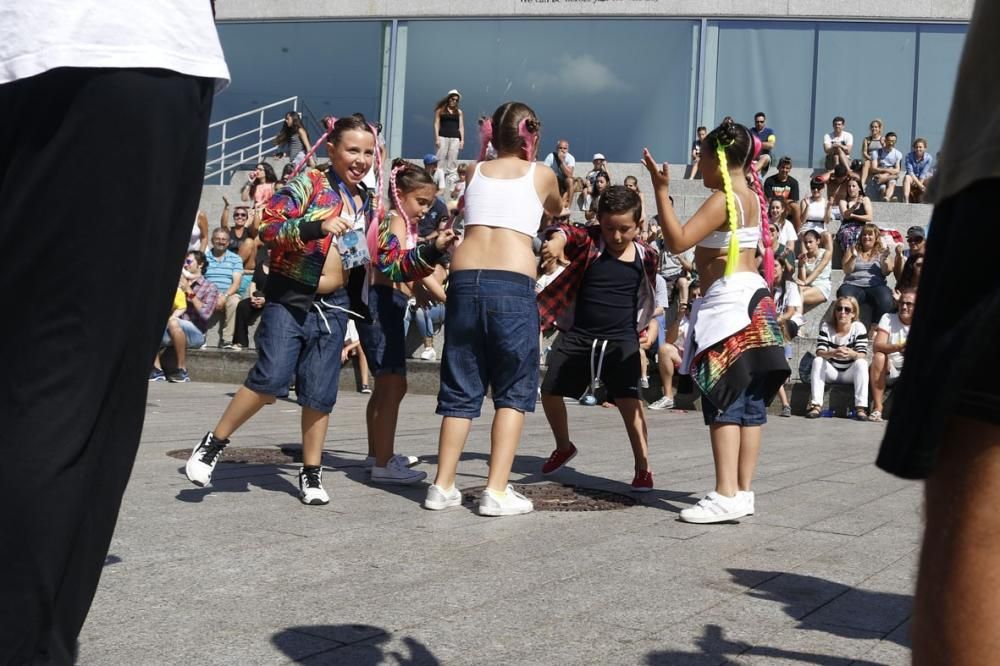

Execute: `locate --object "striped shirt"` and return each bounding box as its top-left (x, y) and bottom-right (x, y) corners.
top-left (816, 321), bottom-right (869, 371)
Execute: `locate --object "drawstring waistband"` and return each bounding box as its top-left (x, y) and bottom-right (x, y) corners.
top-left (589, 338), bottom-right (608, 395)
top-left (312, 296), bottom-right (362, 335)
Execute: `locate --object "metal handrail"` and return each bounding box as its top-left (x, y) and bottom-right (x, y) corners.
top-left (204, 96), bottom-right (299, 184)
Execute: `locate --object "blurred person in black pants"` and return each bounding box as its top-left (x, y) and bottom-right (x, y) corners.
top-left (0, 1), bottom-right (228, 663)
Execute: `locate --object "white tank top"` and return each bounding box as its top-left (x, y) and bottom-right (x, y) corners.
top-left (464, 162), bottom-right (544, 237)
top-left (188, 212), bottom-right (203, 252)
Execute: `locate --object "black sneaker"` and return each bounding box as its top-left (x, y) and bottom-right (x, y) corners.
top-left (185, 432), bottom-right (229, 486)
top-left (298, 466), bottom-right (329, 505)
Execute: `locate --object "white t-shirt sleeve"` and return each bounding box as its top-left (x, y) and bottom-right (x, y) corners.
top-left (843, 131), bottom-right (854, 148)
top-left (823, 133), bottom-right (833, 149)
top-left (543, 153), bottom-right (554, 167)
top-left (785, 281), bottom-right (803, 309)
top-left (876, 313), bottom-right (892, 334)
top-left (779, 221), bottom-right (797, 246)
top-left (654, 275), bottom-right (670, 309)
top-left (564, 153), bottom-right (576, 168)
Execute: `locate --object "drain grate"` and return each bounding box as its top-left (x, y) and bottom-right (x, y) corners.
top-left (462, 483), bottom-right (636, 512)
top-left (166, 446), bottom-right (304, 465)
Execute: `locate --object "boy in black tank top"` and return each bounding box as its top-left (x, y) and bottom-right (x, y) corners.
top-left (536, 186), bottom-right (659, 492)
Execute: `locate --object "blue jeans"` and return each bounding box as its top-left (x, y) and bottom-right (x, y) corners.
top-left (701, 374), bottom-right (769, 427)
top-left (358, 285), bottom-right (408, 377)
top-left (404, 303), bottom-right (445, 339)
top-left (161, 318), bottom-right (205, 348)
top-left (837, 283), bottom-right (895, 325)
top-left (244, 294), bottom-right (348, 414)
top-left (437, 270), bottom-right (539, 418)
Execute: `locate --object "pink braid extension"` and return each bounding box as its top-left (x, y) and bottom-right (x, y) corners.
top-left (748, 133), bottom-right (774, 287)
top-left (289, 115), bottom-right (336, 180)
top-left (388, 163), bottom-right (418, 247)
top-left (478, 118), bottom-right (494, 161)
top-left (517, 117), bottom-right (538, 161)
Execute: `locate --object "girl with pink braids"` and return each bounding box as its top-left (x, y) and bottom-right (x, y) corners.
top-left (424, 101), bottom-right (563, 517)
top-left (357, 158), bottom-right (457, 485)
top-left (643, 119), bottom-right (790, 524)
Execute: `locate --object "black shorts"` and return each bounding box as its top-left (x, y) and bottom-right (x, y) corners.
top-left (541, 331), bottom-right (642, 401)
top-left (876, 178), bottom-right (1000, 479)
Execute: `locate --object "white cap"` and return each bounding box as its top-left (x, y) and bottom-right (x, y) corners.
top-left (593, 153), bottom-right (606, 161)
top-left (447, 89), bottom-right (461, 100)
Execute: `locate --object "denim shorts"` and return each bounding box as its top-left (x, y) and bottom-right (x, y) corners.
top-left (437, 270), bottom-right (539, 418)
top-left (359, 285), bottom-right (408, 377)
top-left (161, 318), bottom-right (205, 349)
top-left (701, 374), bottom-right (769, 427)
top-left (244, 292), bottom-right (348, 414)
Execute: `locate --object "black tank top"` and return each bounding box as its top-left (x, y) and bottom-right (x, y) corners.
top-left (572, 251), bottom-right (642, 340)
top-left (438, 112), bottom-right (461, 139)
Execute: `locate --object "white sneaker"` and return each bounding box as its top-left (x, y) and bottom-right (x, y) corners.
top-left (648, 396), bottom-right (675, 410)
top-left (371, 456), bottom-right (428, 485)
top-left (364, 454), bottom-right (419, 469)
top-left (424, 484), bottom-right (462, 510)
top-left (640, 376), bottom-right (650, 389)
top-left (739, 490), bottom-right (755, 516)
top-left (298, 466), bottom-right (329, 505)
top-left (679, 491), bottom-right (748, 524)
top-left (478, 485), bottom-right (534, 516)
top-left (185, 432), bottom-right (229, 487)
top-left (419, 347), bottom-right (437, 361)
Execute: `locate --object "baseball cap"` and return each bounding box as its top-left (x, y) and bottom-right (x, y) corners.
top-left (423, 153), bottom-right (439, 165)
top-left (593, 153), bottom-right (606, 161)
top-left (906, 226), bottom-right (926, 240)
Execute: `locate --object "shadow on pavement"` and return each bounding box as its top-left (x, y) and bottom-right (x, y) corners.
top-left (273, 625), bottom-right (439, 665)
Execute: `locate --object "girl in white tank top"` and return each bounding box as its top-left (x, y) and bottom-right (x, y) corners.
top-left (426, 101), bottom-right (562, 518)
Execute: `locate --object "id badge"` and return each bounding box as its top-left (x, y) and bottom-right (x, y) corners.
top-left (338, 211), bottom-right (370, 270)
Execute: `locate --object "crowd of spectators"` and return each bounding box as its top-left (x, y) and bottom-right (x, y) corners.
top-left (160, 108), bottom-right (925, 419)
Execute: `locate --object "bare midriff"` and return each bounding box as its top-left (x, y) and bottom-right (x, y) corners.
top-left (450, 226), bottom-right (537, 277)
top-left (694, 247), bottom-right (760, 293)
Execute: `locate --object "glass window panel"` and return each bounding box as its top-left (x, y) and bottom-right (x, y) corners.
top-left (914, 24), bottom-right (967, 159)
top-left (401, 19), bottom-right (698, 164)
top-left (711, 21), bottom-right (816, 168)
top-left (813, 23), bottom-right (916, 168)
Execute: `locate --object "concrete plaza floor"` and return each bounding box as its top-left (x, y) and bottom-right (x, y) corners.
top-left (79, 382), bottom-right (919, 665)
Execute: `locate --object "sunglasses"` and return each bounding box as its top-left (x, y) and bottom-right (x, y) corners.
top-left (184, 258), bottom-right (195, 265)
top-left (835, 306), bottom-right (854, 314)
top-left (233, 214), bottom-right (248, 219)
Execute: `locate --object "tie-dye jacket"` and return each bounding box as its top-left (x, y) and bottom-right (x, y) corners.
top-left (371, 211), bottom-right (446, 283)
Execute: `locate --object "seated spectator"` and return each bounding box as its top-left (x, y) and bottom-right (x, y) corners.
top-left (418, 195), bottom-right (450, 243)
top-left (763, 156), bottom-right (799, 205)
top-left (870, 132), bottom-right (903, 201)
top-left (448, 162), bottom-right (468, 207)
top-left (750, 112), bottom-right (776, 173)
top-left (586, 153), bottom-right (611, 189)
top-left (648, 274), bottom-right (680, 410)
top-left (837, 223), bottom-right (896, 326)
top-left (231, 245), bottom-right (269, 351)
top-left (767, 198), bottom-right (798, 254)
top-left (823, 116), bottom-right (854, 170)
top-left (868, 287), bottom-right (916, 422)
top-left (859, 118), bottom-right (884, 186)
top-left (640, 274), bottom-right (671, 390)
top-left (623, 175), bottom-right (646, 226)
top-left (584, 170), bottom-right (610, 223)
top-left (279, 162), bottom-right (295, 185)
top-left (204, 227), bottom-right (244, 348)
top-left (423, 153), bottom-right (446, 197)
top-left (687, 125), bottom-right (707, 179)
top-left (151, 251), bottom-right (220, 383)
top-left (770, 258), bottom-right (803, 417)
top-left (825, 164), bottom-right (852, 222)
top-left (652, 214), bottom-right (694, 308)
top-left (894, 251), bottom-right (924, 296)
top-left (903, 224), bottom-right (926, 257)
top-left (573, 176), bottom-right (590, 212)
top-left (796, 229), bottom-right (832, 308)
top-left (220, 198), bottom-right (258, 293)
top-left (240, 162), bottom-right (277, 214)
top-left (807, 296), bottom-right (869, 420)
top-left (405, 265), bottom-right (448, 361)
top-left (836, 177), bottom-right (873, 252)
top-left (903, 138), bottom-right (934, 203)
top-left (799, 180), bottom-right (834, 253)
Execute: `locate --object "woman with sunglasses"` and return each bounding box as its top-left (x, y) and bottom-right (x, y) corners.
top-left (807, 296), bottom-right (870, 420)
top-left (433, 89), bottom-right (464, 188)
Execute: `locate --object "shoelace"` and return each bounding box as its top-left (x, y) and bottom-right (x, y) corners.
top-left (198, 439), bottom-right (228, 466)
top-left (301, 467), bottom-right (323, 489)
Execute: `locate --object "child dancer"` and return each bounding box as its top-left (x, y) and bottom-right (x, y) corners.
top-left (424, 101), bottom-right (562, 516)
top-left (184, 115), bottom-right (378, 506)
top-left (360, 159), bottom-right (456, 484)
top-left (536, 185), bottom-right (658, 492)
top-left (643, 119), bottom-right (790, 523)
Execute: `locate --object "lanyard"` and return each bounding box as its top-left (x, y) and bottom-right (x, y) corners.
top-left (327, 167), bottom-right (369, 221)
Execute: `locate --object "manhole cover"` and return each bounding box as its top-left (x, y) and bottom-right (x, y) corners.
top-left (462, 483), bottom-right (636, 512)
top-left (166, 446), bottom-right (304, 465)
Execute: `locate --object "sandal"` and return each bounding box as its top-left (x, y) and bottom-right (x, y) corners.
top-left (806, 404), bottom-right (821, 419)
top-left (867, 410), bottom-right (883, 422)
top-left (854, 407), bottom-right (868, 421)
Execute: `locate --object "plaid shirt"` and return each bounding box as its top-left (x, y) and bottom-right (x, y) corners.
top-left (183, 276), bottom-right (220, 333)
top-left (537, 224), bottom-right (659, 333)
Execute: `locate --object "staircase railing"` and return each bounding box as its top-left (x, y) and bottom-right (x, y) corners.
top-left (204, 96), bottom-right (298, 185)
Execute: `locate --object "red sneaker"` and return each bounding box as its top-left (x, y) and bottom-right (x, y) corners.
top-left (631, 469), bottom-right (654, 493)
top-left (541, 444), bottom-right (578, 475)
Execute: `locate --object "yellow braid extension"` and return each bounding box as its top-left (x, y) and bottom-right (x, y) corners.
top-left (716, 143), bottom-right (739, 277)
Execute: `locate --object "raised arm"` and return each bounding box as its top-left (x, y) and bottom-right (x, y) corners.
top-left (220, 196), bottom-right (230, 229)
top-left (642, 149), bottom-right (728, 253)
top-left (196, 210), bottom-right (209, 253)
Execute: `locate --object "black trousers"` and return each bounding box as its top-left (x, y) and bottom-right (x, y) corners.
top-left (233, 297), bottom-right (264, 347)
top-left (0, 68), bottom-right (214, 664)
